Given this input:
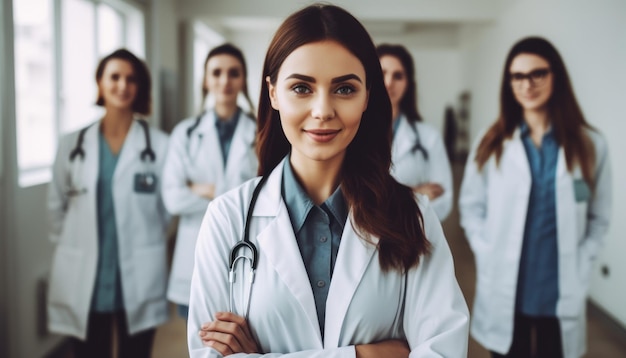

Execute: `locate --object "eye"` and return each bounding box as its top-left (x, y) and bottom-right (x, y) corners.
top-left (392, 71), bottom-right (405, 81)
top-left (510, 73), bottom-right (525, 81)
top-left (212, 69), bottom-right (221, 77)
top-left (111, 74), bottom-right (120, 81)
top-left (335, 85), bottom-right (356, 96)
top-left (530, 69), bottom-right (549, 80)
top-left (291, 84), bottom-right (312, 95)
top-left (127, 75), bottom-right (137, 83)
top-left (228, 69), bottom-right (241, 78)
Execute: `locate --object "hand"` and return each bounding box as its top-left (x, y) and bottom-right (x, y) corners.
top-left (356, 339), bottom-right (409, 358)
top-left (188, 181), bottom-right (216, 200)
top-left (413, 182), bottom-right (444, 201)
top-left (199, 312), bottom-right (260, 355)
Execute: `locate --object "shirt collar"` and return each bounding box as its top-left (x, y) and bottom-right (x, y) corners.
top-left (281, 157), bottom-right (348, 233)
top-left (214, 108), bottom-right (240, 131)
top-left (519, 120), bottom-right (554, 138)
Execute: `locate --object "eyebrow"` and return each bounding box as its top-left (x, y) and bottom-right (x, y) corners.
top-left (285, 73), bottom-right (363, 84)
top-left (510, 67), bottom-right (550, 74)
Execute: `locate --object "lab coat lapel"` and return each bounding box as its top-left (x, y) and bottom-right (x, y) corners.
top-left (324, 220), bottom-right (377, 347)
top-left (392, 114), bottom-right (415, 161)
top-left (113, 120), bottom-right (143, 182)
top-left (556, 147), bottom-right (567, 179)
top-left (224, 112), bottom-right (254, 180)
top-left (198, 112), bottom-right (226, 189)
top-left (508, 128), bottom-right (531, 175)
top-left (82, 123), bottom-right (100, 194)
top-left (253, 159), bottom-right (323, 343)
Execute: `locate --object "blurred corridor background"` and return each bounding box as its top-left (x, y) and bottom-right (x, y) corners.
top-left (1, 0), bottom-right (625, 357)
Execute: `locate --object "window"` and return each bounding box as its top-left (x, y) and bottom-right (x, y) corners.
top-left (13, 0), bottom-right (146, 186)
top-left (13, 0), bottom-right (56, 184)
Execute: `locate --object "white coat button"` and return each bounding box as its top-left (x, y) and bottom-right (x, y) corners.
top-left (316, 280), bottom-right (325, 288)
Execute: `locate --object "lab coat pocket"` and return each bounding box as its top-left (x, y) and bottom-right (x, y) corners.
top-left (134, 245), bottom-right (167, 302)
top-left (48, 246), bottom-right (84, 307)
top-left (573, 179), bottom-right (590, 203)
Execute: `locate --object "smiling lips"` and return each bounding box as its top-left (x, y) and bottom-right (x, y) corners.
top-left (304, 129), bottom-right (341, 143)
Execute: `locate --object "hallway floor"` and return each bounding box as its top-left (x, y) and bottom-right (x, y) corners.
top-left (151, 162), bottom-right (626, 357)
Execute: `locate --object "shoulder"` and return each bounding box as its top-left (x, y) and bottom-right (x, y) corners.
top-left (585, 127), bottom-right (607, 150)
top-left (415, 196), bottom-right (447, 248)
top-left (169, 116), bottom-right (200, 137)
top-left (415, 121), bottom-right (445, 146)
top-left (238, 112), bottom-right (257, 130)
top-left (206, 176), bottom-right (262, 222)
top-left (58, 121), bottom-right (98, 149)
top-left (414, 121), bottom-right (440, 136)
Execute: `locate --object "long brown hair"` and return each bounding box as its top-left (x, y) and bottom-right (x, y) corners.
top-left (257, 3), bottom-right (430, 271)
top-left (376, 43), bottom-right (422, 122)
top-left (475, 37), bottom-right (596, 186)
top-left (201, 43), bottom-right (255, 118)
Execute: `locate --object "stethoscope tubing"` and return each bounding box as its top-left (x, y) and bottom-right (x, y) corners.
top-left (227, 174), bottom-right (269, 318)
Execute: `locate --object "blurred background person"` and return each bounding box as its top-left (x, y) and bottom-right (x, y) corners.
top-left (458, 37), bottom-right (611, 358)
top-left (377, 43), bottom-right (453, 221)
top-left (162, 43), bottom-right (258, 320)
top-left (46, 49), bottom-right (171, 358)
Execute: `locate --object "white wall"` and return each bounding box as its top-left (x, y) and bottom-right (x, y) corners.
top-left (461, 0), bottom-right (626, 326)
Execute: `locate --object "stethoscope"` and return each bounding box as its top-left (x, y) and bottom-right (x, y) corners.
top-left (66, 119), bottom-right (156, 197)
top-left (228, 174), bottom-right (268, 319)
top-left (393, 115), bottom-right (429, 160)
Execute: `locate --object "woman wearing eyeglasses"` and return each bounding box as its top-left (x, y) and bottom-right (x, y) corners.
top-left (459, 37), bottom-right (611, 358)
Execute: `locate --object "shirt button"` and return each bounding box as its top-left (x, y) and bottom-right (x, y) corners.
top-left (320, 236), bottom-right (328, 243)
top-left (316, 280), bottom-right (326, 288)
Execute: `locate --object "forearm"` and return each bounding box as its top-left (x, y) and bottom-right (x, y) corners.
top-left (162, 186), bottom-right (212, 215)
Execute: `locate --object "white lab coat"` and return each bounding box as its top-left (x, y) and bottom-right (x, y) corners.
top-left (458, 127), bottom-right (611, 357)
top-left (47, 120), bottom-right (171, 339)
top-left (162, 110), bottom-right (258, 305)
top-left (188, 158), bottom-right (469, 357)
top-left (391, 114), bottom-right (453, 221)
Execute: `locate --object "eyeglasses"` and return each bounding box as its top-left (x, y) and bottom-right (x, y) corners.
top-left (510, 68), bottom-right (551, 88)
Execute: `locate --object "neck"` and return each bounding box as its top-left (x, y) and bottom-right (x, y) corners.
top-left (214, 102), bottom-right (238, 121)
top-left (523, 107), bottom-right (550, 146)
top-left (289, 151), bottom-right (343, 206)
top-left (523, 107), bottom-right (550, 133)
top-left (101, 109), bottom-right (134, 136)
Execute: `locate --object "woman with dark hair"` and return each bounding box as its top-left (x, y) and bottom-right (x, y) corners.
top-left (162, 43), bottom-right (258, 319)
top-left (47, 48), bottom-right (171, 357)
top-left (188, 4), bottom-right (468, 357)
top-left (459, 37), bottom-right (611, 357)
top-left (377, 44), bottom-right (453, 221)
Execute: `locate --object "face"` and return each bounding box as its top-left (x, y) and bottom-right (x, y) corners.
top-left (509, 53), bottom-right (553, 112)
top-left (98, 59), bottom-right (138, 111)
top-left (268, 40), bottom-right (369, 167)
top-left (380, 55), bottom-right (407, 110)
top-left (205, 54), bottom-right (245, 106)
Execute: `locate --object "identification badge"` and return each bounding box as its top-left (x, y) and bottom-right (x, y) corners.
top-left (134, 173), bottom-right (157, 193)
top-left (573, 178), bottom-right (590, 202)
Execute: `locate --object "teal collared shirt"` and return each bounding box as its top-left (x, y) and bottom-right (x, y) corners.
top-left (214, 108), bottom-right (240, 167)
top-left (516, 121), bottom-right (559, 317)
top-left (92, 132), bottom-right (124, 312)
top-left (281, 158), bottom-right (348, 337)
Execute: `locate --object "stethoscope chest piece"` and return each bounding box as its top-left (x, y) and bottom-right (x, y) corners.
top-left (228, 175), bottom-right (268, 319)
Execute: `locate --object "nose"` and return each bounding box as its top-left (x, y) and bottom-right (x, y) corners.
top-left (219, 73), bottom-right (230, 86)
top-left (311, 93), bottom-right (335, 121)
top-left (118, 78), bottom-right (128, 91)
